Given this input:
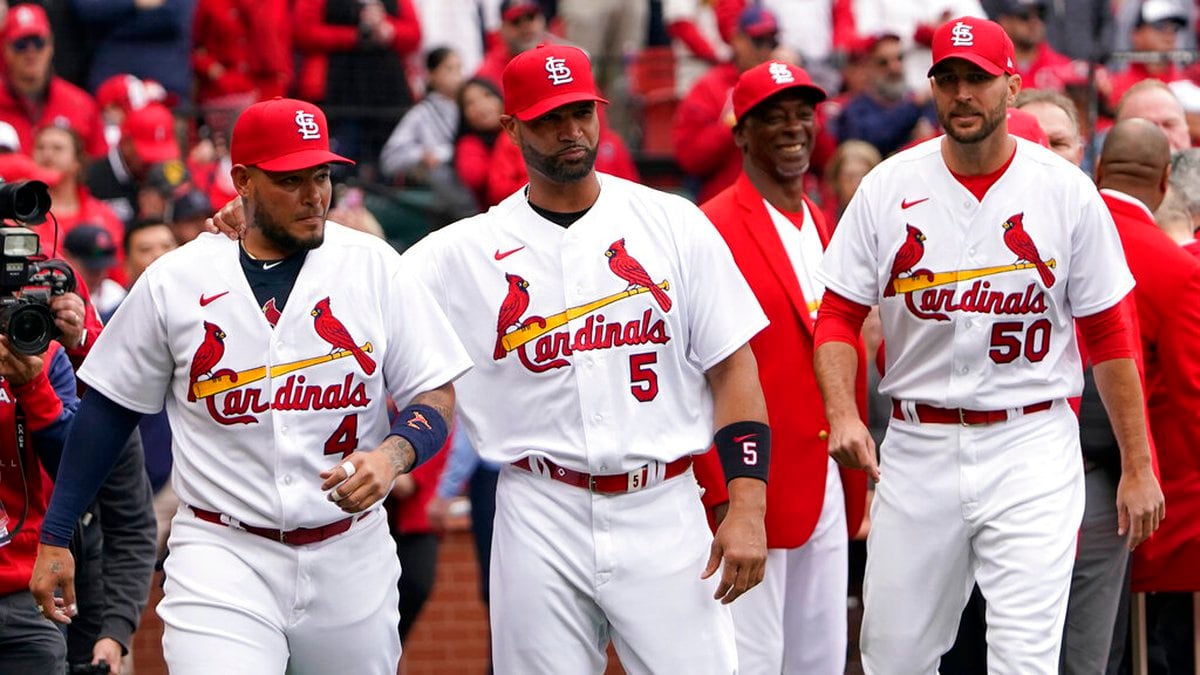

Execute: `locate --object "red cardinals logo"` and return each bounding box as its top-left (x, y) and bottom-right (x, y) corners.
top-left (189, 322), bottom-right (231, 402)
top-left (605, 238), bottom-right (672, 312)
top-left (1002, 213), bottom-right (1056, 288)
top-left (494, 273), bottom-right (530, 360)
top-left (885, 225), bottom-right (933, 297)
top-left (311, 297), bottom-right (377, 375)
top-left (406, 410), bottom-right (431, 430)
top-left (262, 298), bottom-right (282, 327)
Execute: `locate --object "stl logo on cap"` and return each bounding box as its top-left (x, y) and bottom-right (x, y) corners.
top-left (768, 62), bottom-right (795, 85)
top-left (295, 110), bottom-right (321, 140)
top-left (15, 6), bottom-right (35, 26)
top-left (950, 21), bottom-right (974, 46)
top-left (545, 56), bottom-right (574, 86)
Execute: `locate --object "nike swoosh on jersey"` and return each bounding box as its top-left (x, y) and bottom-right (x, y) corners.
top-left (732, 434), bottom-right (757, 443)
top-left (494, 246), bottom-right (525, 260)
top-left (263, 261), bottom-right (283, 270)
top-left (901, 197), bottom-right (930, 209)
top-left (199, 291), bottom-right (229, 307)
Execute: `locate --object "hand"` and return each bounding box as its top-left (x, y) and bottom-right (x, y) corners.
top-left (702, 500), bottom-right (767, 604)
top-left (92, 637), bottom-right (124, 674)
top-left (207, 63), bottom-right (226, 81)
top-left (0, 337), bottom-right (44, 386)
top-left (827, 416), bottom-right (880, 482)
top-left (372, 20), bottom-right (395, 45)
top-left (425, 495), bottom-right (454, 531)
top-left (29, 544), bottom-right (78, 624)
top-left (134, 0), bottom-right (165, 9)
top-left (319, 440), bottom-right (408, 513)
top-left (389, 473), bottom-right (416, 500)
top-left (1116, 466), bottom-right (1165, 550)
top-left (51, 292), bottom-right (87, 349)
top-left (204, 198), bottom-right (246, 240)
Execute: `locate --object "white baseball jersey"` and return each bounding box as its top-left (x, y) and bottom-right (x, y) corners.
top-left (79, 223), bottom-right (472, 530)
top-left (403, 173), bottom-right (768, 474)
top-left (818, 136), bottom-right (1134, 410)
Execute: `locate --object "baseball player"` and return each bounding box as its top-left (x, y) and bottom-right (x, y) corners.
top-left (813, 17), bottom-right (1164, 674)
top-left (693, 60), bottom-right (868, 674)
top-left (208, 44), bottom-right (773, 673)
top-left (29, 97), bottom-right (472, 675)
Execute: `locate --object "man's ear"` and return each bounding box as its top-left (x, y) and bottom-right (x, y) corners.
top-left (500, 114), bottom-right (520, 145)
top-left (231, 164), bottom-right (253, 198)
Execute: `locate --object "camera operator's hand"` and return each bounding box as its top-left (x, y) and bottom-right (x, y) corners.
top-left (29, 543), bottom-right (78, 625)
top-left (92, 637), bottom-right (123, 674)
top-left (0, 336), bottom-right (44, 386)
top-left (51, 293), bottom-right (88, 349)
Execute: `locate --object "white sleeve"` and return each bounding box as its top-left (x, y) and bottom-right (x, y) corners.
top-left (677, 204), bottom-right (769, 371)
top-left (816, 182), bottom-right (881, 305)
top-left (1068, 189), bottom-right (1136, 317)
top-left (380, 256), bottom-right (473, 406)
top-left (77, 275), bottom-right (173, 414)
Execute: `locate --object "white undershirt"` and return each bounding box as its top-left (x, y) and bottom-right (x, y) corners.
top-left (764, 198), bottom-right (825, 320)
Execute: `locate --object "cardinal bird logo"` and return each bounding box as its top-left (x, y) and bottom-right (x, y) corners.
top-left (885, 225), bottom-right (930, 297)
top-left (494, 273), bottom-right (530, 360)
top-left (605, 238), bottom-right (672, 312)
top-left (262, 298), bottom-right (282, 327)
top-left (1002, 213), bottom-right (1056, 288)
top-left (311, 297), bottom-right (377, 375)
top-left (189, 322), bottom-right (226, 402)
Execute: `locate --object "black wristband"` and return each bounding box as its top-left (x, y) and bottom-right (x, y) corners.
top-left (714, 421), bottom-right (771, 484)
top-left (389, 404), bottom-right (449, 469)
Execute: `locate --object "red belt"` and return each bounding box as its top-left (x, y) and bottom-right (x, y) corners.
top-left (190, 506), bottom-right (357, 545)
top-left (892, 400), bottom-right (1054, 426)
top-left (512, 456), bottom-right (693, 494)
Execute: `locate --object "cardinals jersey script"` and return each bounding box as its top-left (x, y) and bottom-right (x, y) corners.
top-left (403, 173), bottom-right (768, 473)
top-left (77, 223), bottom-right (471, 530)
top-left (819, 137), bottom-right (1133, 409)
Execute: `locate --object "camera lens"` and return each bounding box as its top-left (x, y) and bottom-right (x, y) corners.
top-left (0, 180), bottom-right (51, 223)
top-left (1, 302), bottom-right (55, 355)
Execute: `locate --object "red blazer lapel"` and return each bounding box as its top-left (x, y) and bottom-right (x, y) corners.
top-left (732, 173), bottom-right (816, 335)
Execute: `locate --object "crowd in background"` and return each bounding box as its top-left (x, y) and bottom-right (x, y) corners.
top-left (2, 0), bottom-right (1200, 673)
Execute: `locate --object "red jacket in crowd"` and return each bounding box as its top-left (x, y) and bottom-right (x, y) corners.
top-left (1014, 42), bottom-right (1074, 92)
top-left (192, 0), bottom-right (293, 103)
top-left (672, 62), bottom-right (740, 205)
top-left (0, 78), bottom-right (105, 158)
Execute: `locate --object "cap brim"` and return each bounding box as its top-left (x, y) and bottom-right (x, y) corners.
top-left (254, 148), bottom-right (355, 172)
top-left (928, 54), bottom-right (1006, 78)
top-left (6, 27), bottom-right (49, 42)
top-left (502, 6), bottom-right (540, 22)
top-left (737, 84), bottom-right (828, 124)
top-left (514, 92), bottom-right (610, 122)
top-left (135, 140), bottom-right (180, 165)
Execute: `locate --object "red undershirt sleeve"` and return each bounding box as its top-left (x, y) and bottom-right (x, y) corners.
top-left (1077, 293), bottom-right (1138, 364)
top-left (815, 290), bottom-right (871, 349)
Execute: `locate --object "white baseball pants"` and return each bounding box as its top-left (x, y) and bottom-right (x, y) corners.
top-left (861, 402), bottom-right (1084, 675)
top-left (730, 457), bottom-right (849, 675)
top-left (489, 464), bottom-right (737, 674)
top-left (159, 507), bottom-right (400, 675)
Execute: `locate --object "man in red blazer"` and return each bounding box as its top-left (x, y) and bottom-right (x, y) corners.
top-left (1097, 119), bottom-right (1200, 663)
top-left (692, 60), bottom-right (868, 674)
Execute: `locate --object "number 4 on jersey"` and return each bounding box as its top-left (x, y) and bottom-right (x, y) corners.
top-left (324, 413), bottom-right (359, 457)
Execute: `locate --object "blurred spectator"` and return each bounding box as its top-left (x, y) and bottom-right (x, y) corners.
top-left (559, 0), bottom-right (646, 135)
top-left (380, 46), bottom-right (463, 181)
top-left (852, 0), bottom-right (987, 93)
top-left (759, 0), bottom-right (857, 93)
top-left (673, 4), bottom-right (783, 203)
top-left (33, 0), bottom-right (93, 89)
top-left (137, 159), bottom-right (190, 222)
top-left (836, 32), bottom-right (935, 157)
top-left (191, 0), bottom-right (292, 112)
top-left (1016, 88), bottom-right (1084, 165)
top-left (77, 0), bottom-right (195, 100)
top-left (994, 0), bottom-right (1073, 91)
top-left (412, 0), bottom-right (490, 76)
top-left (453, 76), bottom-right (502, 210)
top-left (293, 0), bottom-right (421, 175)
top-left (661, 0), bottom-right (729, 98)
top-left (62, 225), bottom-right (126, 317)
top-left (1117, 79), bottom-right (1191, 152)
top-left (1168, 79), bottom-right (1200, 147)
top-left (821, 139), bottom-right (880, 224)
top-left (1108, 0), bottom-right (1190, 107)
top-left (1112, 0), bottom-right (1194, 55)
top-left (1165, 149), bottom-right (1200, 246)
top-left (166, 188), bottom-right (212, 243)
top-left (0, 5), bottom-right (106, 158)
top-left (31, 126), bottom-right (126, 275)
top-left (94, 74), bottom-right (170, 149)
top-left (86, 102), bottom-right (180, 227)
top-left (122, 219), bottom-right (177, 288)
top-left (476, 0), bottom-right (561, 88)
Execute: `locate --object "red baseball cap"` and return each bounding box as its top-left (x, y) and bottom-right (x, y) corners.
top-left (121, 103), bottom-right (180, 164)
top-left (927, 16), bottom-right (1016, 77)
top-left (96, 74), bottom-right (170, 113)
top-left (502, 44), bottom-right (608, 122)
top-left (738, 5), bottom-right (779, 38)
top-left (500, 0), bottom-right (541, 23)
top-left (733, 61), bottom-right (827, 123)
top-left (4, 4), bottom-right (51, 43)
top-left (231, 97), bottom-right (352, 171)
top-left (1006, 108), bottom-right (1050, 147)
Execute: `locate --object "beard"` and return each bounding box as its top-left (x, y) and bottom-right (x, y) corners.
top-left (939, 96), bottom-right (1008, 144)
top-left (521, 141), bottom-right (597, 184)
top-left (252, 202), bottom-right (325, 254)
